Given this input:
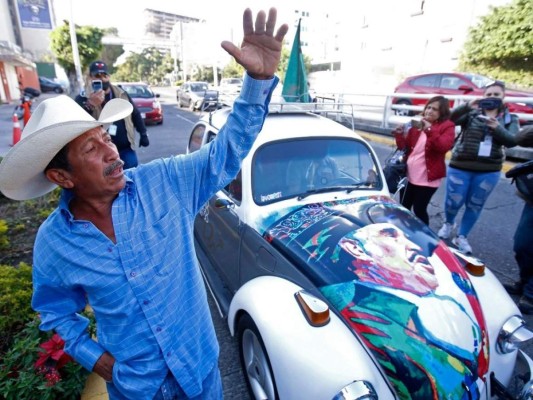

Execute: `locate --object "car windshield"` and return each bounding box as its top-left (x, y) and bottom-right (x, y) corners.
top-left (191, 83), bottom-right (208, 92)
top-left (464, 73), bottom-right (493, 89)
top-left (122, 84), bottom-right (154, 98)
top-left (252, 138), bottom-right (382, 205)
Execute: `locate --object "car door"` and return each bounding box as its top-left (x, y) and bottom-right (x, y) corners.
top-left (437, 74), bottom-right (477, 107)
top-left (409, 74), bottom-right (440, 105)
top-left (191, 130), bottom-right (242, 291)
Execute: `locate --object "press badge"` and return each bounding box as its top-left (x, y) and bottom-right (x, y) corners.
top-left (478, 135), bottom-right (493, 157)
top-left (108, 124), bottom-right (117, 136)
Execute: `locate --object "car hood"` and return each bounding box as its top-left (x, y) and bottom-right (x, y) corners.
top-left (259, 196), bottom-right (489, 399)
top-left (131, 98), bottom-right (154, 107)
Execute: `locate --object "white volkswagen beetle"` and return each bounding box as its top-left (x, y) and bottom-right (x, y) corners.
top-left (187, 105), bottom-right (533, 400)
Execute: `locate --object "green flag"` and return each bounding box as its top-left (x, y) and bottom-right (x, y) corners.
top-left (282, 19), bottom-right (310, 103)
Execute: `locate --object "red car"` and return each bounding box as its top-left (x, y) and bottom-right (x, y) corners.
top-left (393, 72), bottom-right (533, 121)
top-left (117, 82), bottom-right (163, 125)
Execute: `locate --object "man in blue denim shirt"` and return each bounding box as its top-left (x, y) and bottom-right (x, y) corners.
top-left (0, 8), bottom-right (287, 399)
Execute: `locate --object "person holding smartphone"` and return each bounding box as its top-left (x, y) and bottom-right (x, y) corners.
top-left (437, 81), bottom-right (519, 254)
top-left (75, 61), bottom-right (149, 169)
top-left (392, 96), bottom-right (455, 225)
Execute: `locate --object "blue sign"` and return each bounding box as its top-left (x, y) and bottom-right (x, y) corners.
top-left (17, 0), bottom-right (52, 30)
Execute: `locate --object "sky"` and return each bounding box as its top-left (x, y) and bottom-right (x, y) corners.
top-left (52, 0), bottom-right (310, 40)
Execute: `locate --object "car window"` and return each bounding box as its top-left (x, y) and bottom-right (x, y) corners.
top-left (122, 85), bottom-right (154, 98)
top-left (439, 75), bottom-right (466, 90)
top-left (188, 125), bottom-right (206, 153)
top-left (464, 73), bottom-right (493, 89)
top-left (252, 138), bottom-right (381, 205)
top-left (191, 83), bottom-right (208, 92)
top-left (410, 75), bottom-right (438, 88)
top-left (225, 171), bottom-right (242, 203)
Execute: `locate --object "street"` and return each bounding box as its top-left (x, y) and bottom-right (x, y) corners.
top-left (1, 87), bottom-right (529, 398)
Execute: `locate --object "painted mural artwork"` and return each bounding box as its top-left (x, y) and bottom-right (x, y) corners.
top-left (263, 197), bottom-right (489, 399)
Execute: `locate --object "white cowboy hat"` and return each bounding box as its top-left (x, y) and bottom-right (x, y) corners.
top-left (0, 95), bottom-right (133, 200)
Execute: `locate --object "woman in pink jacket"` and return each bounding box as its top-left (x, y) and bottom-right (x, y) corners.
top-left (392, 96), bottom-right (455, 225)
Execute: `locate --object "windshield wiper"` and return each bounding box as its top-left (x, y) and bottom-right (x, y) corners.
top-left (296, 182), bottom-right (373, 201)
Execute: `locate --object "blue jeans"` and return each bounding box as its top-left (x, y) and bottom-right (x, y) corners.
top-left (514, 202), bottom-right (533, 299)
top-left (153, 367), bottom-right (223, 400)
top-left (119, 147), bottom-right (139, 169)
top-left (443, 166), bottom-right (500, 237)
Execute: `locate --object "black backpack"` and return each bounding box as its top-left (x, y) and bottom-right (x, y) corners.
top-left (506, 160), bottom-right (533, 203)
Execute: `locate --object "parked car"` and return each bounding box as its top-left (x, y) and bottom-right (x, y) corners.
top-left (393, 72), bottom-right (533, 120)
top-left (38, 76), bottom-right (64, 94)
top-left (176, 81), bottom-right (219, 111)
top-left (116, 82), bottom-right (163, 125)
top-left (219, 77), bottom-right (243, 94)
top-left (187, 106), bottom-right (533, 400)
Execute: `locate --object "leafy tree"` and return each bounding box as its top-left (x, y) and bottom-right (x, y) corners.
top-left (222, 58), bottom-right (245, 79)
top-left (50, 21), bottom-right (104, 90)
top-left (459, 0), bottom-right (533, 88)
top-left (113, 47), bottom-right (174, 84)
top-left (98, 28), bottom-right (124, 75)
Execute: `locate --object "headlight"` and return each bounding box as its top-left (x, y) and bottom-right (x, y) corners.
top-left (332, 381), bottom-right (378, 400)
top-left (497, 316), bottom-right (533, 354)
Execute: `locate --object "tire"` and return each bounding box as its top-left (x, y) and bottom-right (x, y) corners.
top-left (237, 313), bottom-right (278, 400)
top-left (394, 99), bottom-right (413, 116)
top-left (53, 87), bottom-right (63, 94)
top-left (177, 96), bottom-right (182, 107)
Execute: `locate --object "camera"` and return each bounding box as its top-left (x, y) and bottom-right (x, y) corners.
top-left (411, 119), bottom-right (424, 130)
top-left (91, 80), bottom-right (103, 92)
top-left (478, 98), bottom-right (502, 110)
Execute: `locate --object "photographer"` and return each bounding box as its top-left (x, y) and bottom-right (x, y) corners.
top-left (438, 81), bottom-right (519, 254)
top-left (502, 126), bottom-right (533, 313)
top-left (75, 61), bottom-right (149, 169)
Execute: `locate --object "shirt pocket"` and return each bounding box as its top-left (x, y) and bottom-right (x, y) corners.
top-left (137, 211), bottom-right (180, 276)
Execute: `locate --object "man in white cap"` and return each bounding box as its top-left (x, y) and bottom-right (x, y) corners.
top-left (0, 8), bottom-right (287, 400)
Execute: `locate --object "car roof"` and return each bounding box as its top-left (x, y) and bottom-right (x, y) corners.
top-left (203, 107), bottom-right (363, 145)
top-left (116, 82), bottom-right (150, 86)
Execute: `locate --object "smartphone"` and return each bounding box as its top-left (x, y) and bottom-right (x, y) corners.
top-left (91, 80), bottom-right (103, 92)
top-left (411, 119), bottom-right (424, 129)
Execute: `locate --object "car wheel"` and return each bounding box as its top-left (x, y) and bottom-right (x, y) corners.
top-left (53, 87), bottom-right (63, 94)
top-left (394, 99), bottom-right (413, 116)
top-left (237, 313), bottom-right (278, 400)
top-left (177, 96), bottom-right (182, 107)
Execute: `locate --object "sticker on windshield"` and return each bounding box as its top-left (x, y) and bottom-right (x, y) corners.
top-left (261, 191), bottom-right (282, 203)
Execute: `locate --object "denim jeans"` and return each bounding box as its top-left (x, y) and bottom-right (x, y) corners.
top-left (514, 202), bottom-right (533, 299)
top-left (153, 367), bottom-right (223, 400)
top-left (119, 147), bottom-right (139, 170)
top-left (443, 166), bottom-right (500, 237)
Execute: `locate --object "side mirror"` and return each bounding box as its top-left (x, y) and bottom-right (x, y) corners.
top-left (155, 93), bottom-right (160, 98)
top-left (458, 85), bottom-right (473, 93)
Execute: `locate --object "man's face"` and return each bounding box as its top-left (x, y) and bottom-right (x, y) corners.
top-left (66, 126), bottom-right (125, 197)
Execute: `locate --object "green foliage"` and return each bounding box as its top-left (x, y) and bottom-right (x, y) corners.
top-left (113, 47), bottom-right (174, 84)
top-left (459, 0), bottom-right (533, 88)
top-left (50, 21), bottom-right (105, 77)
top-left (0, 313), bottom-right (96, 400)
top-left (0, 220), bottom-right (8, 249)
top-left (222, 58), bottom-right (245, 79)
top-left (0, 263), bottom-right (35, 336)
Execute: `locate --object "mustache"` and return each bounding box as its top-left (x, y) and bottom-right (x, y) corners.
top-left (103, 160), bottom-right (124, 177)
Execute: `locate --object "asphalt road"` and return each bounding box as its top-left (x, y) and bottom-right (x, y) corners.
top-left (4, 87), bottom-right (527, 399)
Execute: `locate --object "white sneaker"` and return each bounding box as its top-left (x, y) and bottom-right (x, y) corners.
top-left (438, 222), bottom-right (455, 239)
top-left (453, 235), bottom-right (472, 254)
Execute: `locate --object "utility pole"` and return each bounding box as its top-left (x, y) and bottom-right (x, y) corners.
top-left (69, 0), bottom-right (84, 94)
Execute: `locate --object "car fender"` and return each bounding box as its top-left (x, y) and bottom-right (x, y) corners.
top-left (228, 276), bottom-right (395, 400)
top-left (468, 267), bottom-right (521, 386)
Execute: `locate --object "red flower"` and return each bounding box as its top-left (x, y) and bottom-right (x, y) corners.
top-left (34, 334), bottom-right (73, 370)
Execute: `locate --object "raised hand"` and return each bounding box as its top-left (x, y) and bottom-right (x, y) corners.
top-left (221, 8), bottom-right (289, 80)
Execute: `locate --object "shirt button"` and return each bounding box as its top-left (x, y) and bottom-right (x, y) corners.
top-left (167, 352), bottom-right (171, 357)
top-left (156, 327), bottom-right (162, 332)
top-left (130, 271), bottom-right (137, 277)
top-left (107, 247), bottom-right (113, 253)
top-left (143, 300), bottom-right (149, 305)
top-left (83, 223), bottom-right (89, 228)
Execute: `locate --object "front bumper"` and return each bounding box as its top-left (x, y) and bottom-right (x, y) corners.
top-left (492, 350), bottom-right (533, 399)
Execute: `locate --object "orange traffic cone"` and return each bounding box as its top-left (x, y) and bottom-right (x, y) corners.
top-left (22, 101), bottom-right (31, 126)
top-left (12, 114), bottom-right (21, 146)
